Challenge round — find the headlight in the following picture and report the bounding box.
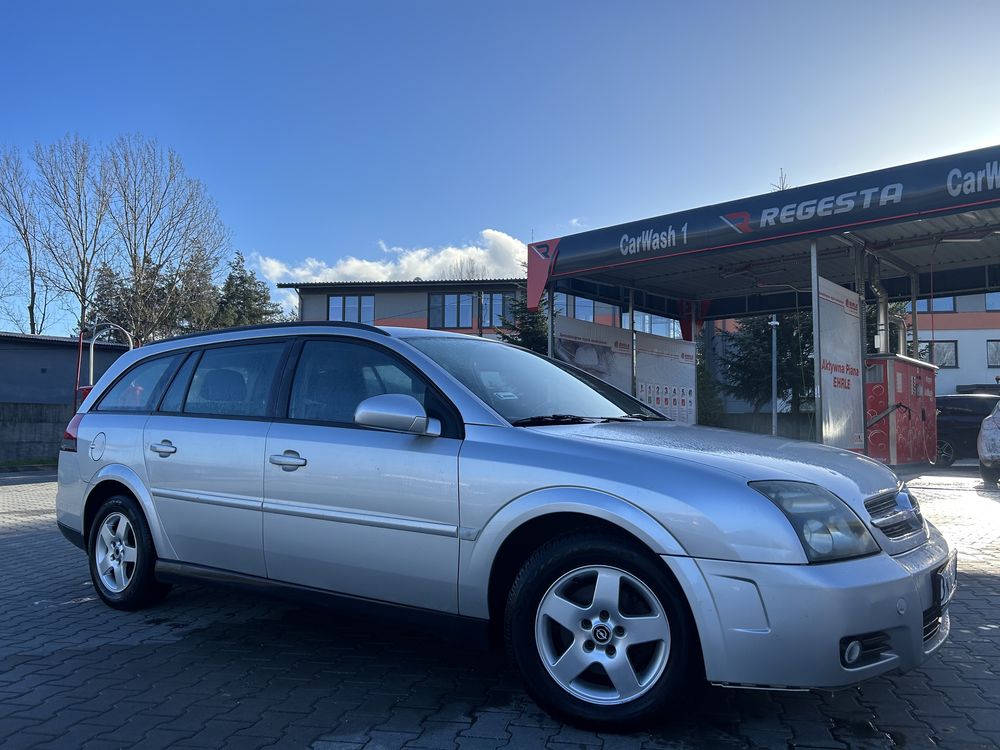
[749,481,880,563]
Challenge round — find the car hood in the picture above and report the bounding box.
[546,420,900,503]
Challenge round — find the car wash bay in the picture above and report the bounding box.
[527,144,1000,464]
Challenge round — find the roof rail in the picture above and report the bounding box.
[156,320,388,344]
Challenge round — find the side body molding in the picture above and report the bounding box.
[85,463,179,561]
[457,486,687,619]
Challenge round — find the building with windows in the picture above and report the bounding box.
[913,292,1000,394]
[280,278,685,340]
[281,279,524,336]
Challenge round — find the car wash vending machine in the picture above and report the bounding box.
[864,354,937,466]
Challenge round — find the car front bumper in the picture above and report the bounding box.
[665,523,953,690]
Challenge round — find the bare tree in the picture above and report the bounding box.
[101,134,228,341]
[33,134,112,331]
[771,168,791,192]
[446,256,487,280]
[0,147,53,332]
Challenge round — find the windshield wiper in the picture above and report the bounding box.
[510,414,598,427]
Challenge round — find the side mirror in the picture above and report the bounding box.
[354,393,441,437]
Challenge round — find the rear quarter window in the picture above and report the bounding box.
[96,355,179,412]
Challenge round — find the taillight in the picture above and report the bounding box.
[61,413,84,452]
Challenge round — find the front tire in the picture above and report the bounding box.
[980,462,1000,486]
[88,494,171,610]
[504,532,696,730]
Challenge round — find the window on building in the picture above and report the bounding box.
[428,293,474,329]
[623,311,678,338]
[553,294,617,326]
[907,297,955,313]
[986,292,1000,312]
[918,340,958,368]
[551,292,565,317]
[573,297,594,322]
[988,340,1000,368]
[329,295,375,324]
[482,292,515,328]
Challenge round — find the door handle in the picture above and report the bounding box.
[149,441,177,456]
[269,451,307,470]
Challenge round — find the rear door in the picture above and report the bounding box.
[262,337,462,612]
[143,339,289,577]
[78,353,184,484]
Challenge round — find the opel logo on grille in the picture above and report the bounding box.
[895,490,923,525]
[592,624,612,644]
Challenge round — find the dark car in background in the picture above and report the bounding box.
[936,394,1000,467]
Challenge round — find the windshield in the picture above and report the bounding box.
[404,336,664,424]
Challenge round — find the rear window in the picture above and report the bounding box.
[96,355,179,412]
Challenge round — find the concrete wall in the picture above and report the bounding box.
[300,292,328,321]
[375,292,428,327]
[0,402,74,466]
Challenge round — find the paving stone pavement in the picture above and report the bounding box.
[0,467,998,749]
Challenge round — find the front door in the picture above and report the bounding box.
[263,337,462,612]
[144,340,289,577]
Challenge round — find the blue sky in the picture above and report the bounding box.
[3,1,1000,317]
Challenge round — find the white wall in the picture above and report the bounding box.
[922,328,1000,394]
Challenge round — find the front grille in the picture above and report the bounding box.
[865,492,898,517]
[923,604,942,642]
[865,489,924,540]
[879,520,915,538]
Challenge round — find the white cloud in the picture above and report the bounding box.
[569,217,588,229]
[254,229,527,312]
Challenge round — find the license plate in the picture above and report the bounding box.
[934,552,958,608]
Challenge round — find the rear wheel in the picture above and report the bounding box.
[88,495,171,610]
[980,462,1000,486]
[504,532,696,730]
[936,439,956,467]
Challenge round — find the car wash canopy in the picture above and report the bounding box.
[527,144,1000,320]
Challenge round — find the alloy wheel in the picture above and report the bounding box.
[94,512,138,593]
[534,565,671,705]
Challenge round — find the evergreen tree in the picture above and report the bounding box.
[213,251,282,328]
[497,291,548,354]
[719,311,814,414]
[695,346,726,426]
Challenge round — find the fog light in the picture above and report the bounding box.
[843,639,862,665]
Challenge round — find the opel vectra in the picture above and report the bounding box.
[56,322,956,728]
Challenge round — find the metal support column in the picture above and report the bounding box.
[811,240,823,443]
[629,289,637,396]
[909,271,920,358]
[546,287,554,358]
[769,315,778,436]
[855,244,868,452]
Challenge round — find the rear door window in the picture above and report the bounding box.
[184,342,287,418]
[96,355,180,412]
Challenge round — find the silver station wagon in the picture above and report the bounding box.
[56,322,956,729]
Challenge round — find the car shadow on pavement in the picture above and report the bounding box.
[48,571,987,750]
